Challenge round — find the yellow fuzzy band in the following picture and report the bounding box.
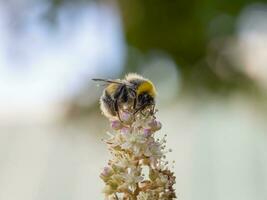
[137,81,156,97]
[106,83,119,94]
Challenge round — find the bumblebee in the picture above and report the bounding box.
[93,73,157,121]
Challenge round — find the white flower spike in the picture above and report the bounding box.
[98,78,176,200]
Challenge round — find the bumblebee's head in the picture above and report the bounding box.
[136,80,156,108]
[125,73,157,110]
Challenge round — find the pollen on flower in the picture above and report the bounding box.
[99,104,176,199]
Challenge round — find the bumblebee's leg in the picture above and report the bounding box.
[133,103,149,115]
[140,105,148,116]
[133,97,137,110]
[137,102,146,116]
[112,85,125,122]
[141,110,146,116]
[114,98,123,122]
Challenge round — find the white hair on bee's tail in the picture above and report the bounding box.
[99,97,116,119]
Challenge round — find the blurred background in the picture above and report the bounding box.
[0,0,267,199]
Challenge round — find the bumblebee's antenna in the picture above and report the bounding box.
[92,78,132,87]
[92,78,122,84]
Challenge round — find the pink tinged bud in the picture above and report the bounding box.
[143,128,152,137]
[155,121,162,130]
[102,167,111,176]
[148,119,156,127]
[110,120,122,130]
[121,127,130,134]
[149,119,162,131]
[120,111,132,123]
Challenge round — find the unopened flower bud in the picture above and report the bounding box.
[100,166,113,182]
[102,166,112,176]
[121,127,130,134]
[120,111,133,124]
[149,119,162,131]
[155,121,162,130]
[143,128,152,137]
[110,120,122,130]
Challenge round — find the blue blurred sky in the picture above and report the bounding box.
[0,1,125,120]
